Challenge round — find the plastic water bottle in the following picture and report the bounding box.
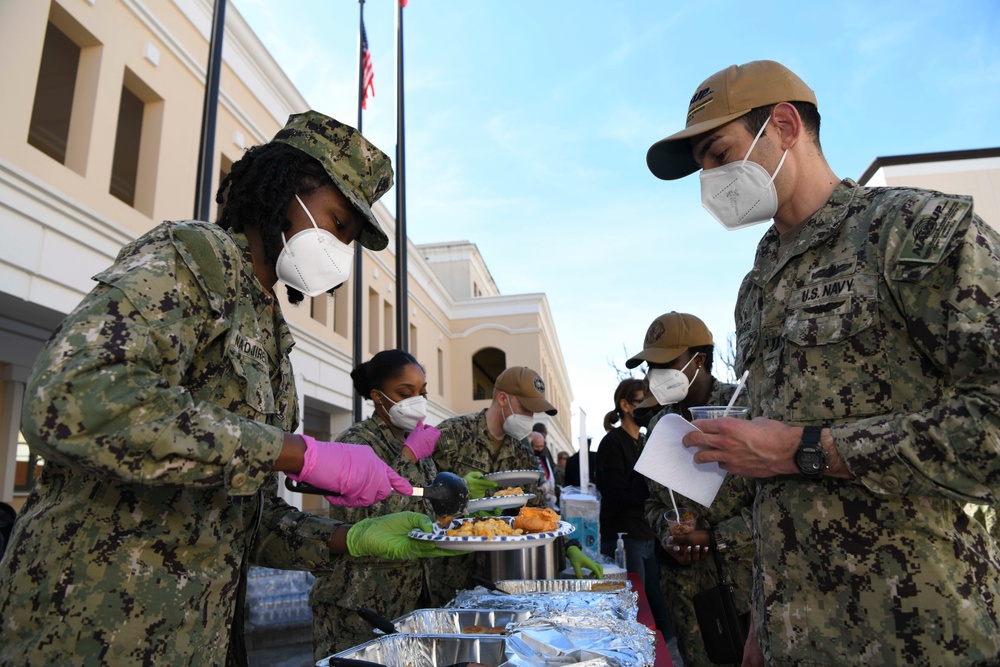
[615,532,627,569]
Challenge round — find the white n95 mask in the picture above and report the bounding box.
[380,392,427,432]
[646,356,700,405]
[700,117,787,230]
[501,401,534,441]
[275,194,354,297]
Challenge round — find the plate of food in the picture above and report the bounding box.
[466,493,535,513]
[482,469,545,487]
[409,508,573,552]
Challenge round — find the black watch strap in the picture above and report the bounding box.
[795,425,828,479]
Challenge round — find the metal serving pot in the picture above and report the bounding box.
[485,538,565,581]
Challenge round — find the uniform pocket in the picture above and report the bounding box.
[782,294,892,422]
[226,339,276,417]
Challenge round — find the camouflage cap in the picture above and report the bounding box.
[494,366,557,415]
[646,60,817,181]
[626,312,713,369]
[272,111,392,250]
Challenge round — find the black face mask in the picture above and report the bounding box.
[633,405,656,430]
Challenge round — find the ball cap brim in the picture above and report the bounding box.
[646,60,817,181]
[272,111,393,251]
[494,366,557,416]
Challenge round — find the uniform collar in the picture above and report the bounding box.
[748,179,861,285]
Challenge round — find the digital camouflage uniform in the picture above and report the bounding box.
[645,377,755,667]
[735,180,1000,665]
[427,409,543,605]
[0,222,344,666]
[310,415,437,658]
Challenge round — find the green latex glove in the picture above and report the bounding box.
[567,545,604,579]
[471,507,504,518]
[463,471,498,499]
[346,512,467,559]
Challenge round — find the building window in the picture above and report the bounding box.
[14,432,43,493]
[437,347,444,396]
[109,68,163,214]
[471,347,506,401]
[27,22,80,164]
[368,288,379,353]
[473,282,482,297]
[383,301,394,349]
[310,293,328,325]
[333,279,349,337]
[409,323,418,356]
[109,86,143,206]
[216,153,233,219]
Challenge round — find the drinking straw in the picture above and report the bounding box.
[668,486,680,522]
[723,370,750,417]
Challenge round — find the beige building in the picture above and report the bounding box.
[0,0,573,510]
[859,147,1000,230]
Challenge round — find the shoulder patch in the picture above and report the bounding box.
[898,195,972,265]
[171,222,239,314]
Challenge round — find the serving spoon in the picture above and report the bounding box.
[285,471,470,520]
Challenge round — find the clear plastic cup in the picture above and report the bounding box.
[688,405,750,420]
[664,507,698,537]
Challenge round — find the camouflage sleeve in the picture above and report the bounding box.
[432,418,463,474]
[832,198,1000,504]
[20,246,282,494]
[712,480,755,554]
[252,475,344,570]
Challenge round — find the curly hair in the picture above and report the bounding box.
[215,142,335,305]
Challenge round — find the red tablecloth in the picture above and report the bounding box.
[628,572,673,667]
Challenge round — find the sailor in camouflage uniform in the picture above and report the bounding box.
[631,313,754,667]
[428,366,554,604]
[310,350,442,658]
[647,61,1000,665]
[0,112,447,666]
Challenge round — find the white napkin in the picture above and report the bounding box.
[634,413,727,507]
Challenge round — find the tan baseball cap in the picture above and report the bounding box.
[494,366,557,415]
[646,60,817,181]
[626,312,713,369]
[272,111,392,250]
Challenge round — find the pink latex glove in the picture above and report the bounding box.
[402,421,440,461]
[287,435,413,506]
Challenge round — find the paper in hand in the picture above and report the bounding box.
[635,413,727,507]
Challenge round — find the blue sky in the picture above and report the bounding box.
[235,0,1000,445]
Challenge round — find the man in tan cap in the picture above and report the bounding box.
[430,366,568,600]
[627,312,754,667]
[647,61,1000,665]
[0,110,456,666]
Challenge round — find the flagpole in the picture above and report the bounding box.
[394,0,409,352]
[352,0,366,423]
[193,0,227,220]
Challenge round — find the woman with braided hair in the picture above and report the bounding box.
[0,111,455,666]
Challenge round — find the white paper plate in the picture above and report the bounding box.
[409,517,574,552]
[482,469,545,486]
[466,494,535,513]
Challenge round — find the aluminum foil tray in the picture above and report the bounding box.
[382,608,533,635]
[318,634,506,667]
[447,585,638,621]
[494,579,631,594]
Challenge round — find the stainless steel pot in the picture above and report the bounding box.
[485,539,565,581]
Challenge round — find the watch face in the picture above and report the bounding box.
[798,449,824,473]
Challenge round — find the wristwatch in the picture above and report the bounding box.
[794,425,828,479]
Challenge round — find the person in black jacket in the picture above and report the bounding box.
[596,378,673,638]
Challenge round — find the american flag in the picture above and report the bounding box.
[361,21,374,110]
